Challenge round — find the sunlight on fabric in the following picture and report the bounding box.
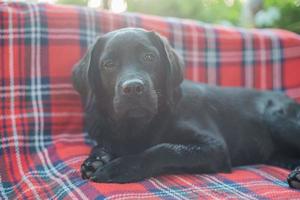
[34,0,127,12]
[37,0,57,4]
[110,0,127,13]
[88,0,102,8]
[38,0,57,3]
[87,0,127,12]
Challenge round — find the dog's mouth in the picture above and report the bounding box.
[113,100,157,121]
[113,88,159,121]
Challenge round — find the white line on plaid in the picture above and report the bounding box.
[240,30,254,88]
[106,192,175,200]
[17,171,84,200]
[28,3,80,199]
[0,83,73,91]
[52,178,85,200]
[15,173,77,200]
[0,90,77,98]
[1,33,300,63]
[200,175,259,200]
[85,4,92,46]
[0,112,83,120]
[125,10,137,27]
[182,47,300,62]
[0,27,98,34]
[174,175,219,200]
[168,18,184,62]
[0,33,97,40]
[1,26,299,42]
[3,156,84,193]
[258,32,268,90]
[6,4,42,200]
[269,31,283,90]
[204,23,218,85]
[105,179,290,200]
[51,7,92,200]
[247,168,287,187]
[0,137,88,149]
[149,177,188,200]
[1,133,88,143]
[190,25,200,82]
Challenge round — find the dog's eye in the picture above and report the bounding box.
[102,60,115,70]
[143,53,155,62]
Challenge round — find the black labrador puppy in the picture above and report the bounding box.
[72,28,300,189]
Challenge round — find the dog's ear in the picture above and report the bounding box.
[148,31,184,107]
[148,31,184,90]
[72,36,105,101]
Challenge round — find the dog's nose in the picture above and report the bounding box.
[121,79,145,96]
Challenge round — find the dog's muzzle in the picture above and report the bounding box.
[113,75,158,120]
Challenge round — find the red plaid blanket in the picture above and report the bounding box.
[1,2,300,199]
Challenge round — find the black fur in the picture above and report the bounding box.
[72,28,300,188]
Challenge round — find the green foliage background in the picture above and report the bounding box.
[263,0,300,33]
[56,0,300,33]
[58,0,88,6]
[127,0,242,25]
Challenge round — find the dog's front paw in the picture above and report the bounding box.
[81,150,112,179]
[90,155,146,183]
[287,167,300,189]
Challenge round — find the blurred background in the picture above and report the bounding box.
[18,0,300,33]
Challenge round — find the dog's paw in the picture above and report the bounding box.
[81,151,112,180]
[90,155,146,183]
[287,167,300,189]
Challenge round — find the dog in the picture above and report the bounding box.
[72,28,300,189]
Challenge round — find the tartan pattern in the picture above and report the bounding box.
[1,2,300,199]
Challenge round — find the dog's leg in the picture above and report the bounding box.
[81,145,113,179]
[265,100,300,189]
[265,101,300,154]
[89,136,232,183]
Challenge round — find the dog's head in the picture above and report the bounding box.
[72,28,183,124]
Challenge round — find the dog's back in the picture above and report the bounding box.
[177,80,300,166]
